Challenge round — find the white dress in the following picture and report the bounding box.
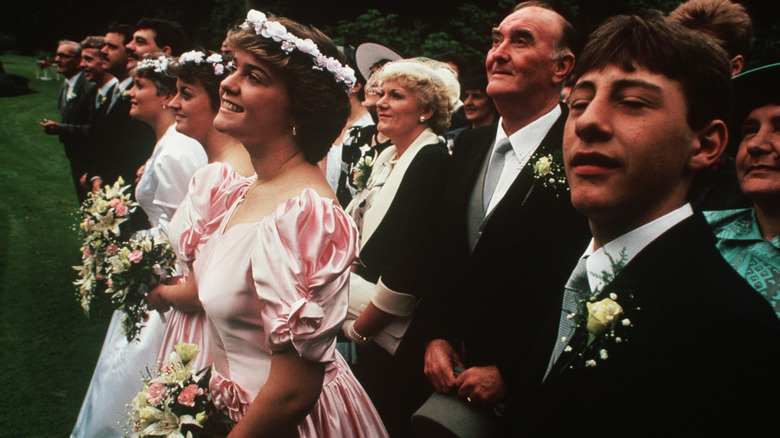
[71,124,206,438]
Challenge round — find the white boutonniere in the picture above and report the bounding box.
[120,90,131,101]
[530,150,568,197]
[352,151,377,191]
[67,90,78,101]
[562,250,639,370]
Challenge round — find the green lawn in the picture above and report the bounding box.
[0,55,112,436]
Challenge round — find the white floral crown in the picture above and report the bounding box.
[178,50,228,76]
[239,10,356,89]
[136,54,171,74]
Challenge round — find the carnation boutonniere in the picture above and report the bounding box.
[67,90,78,101]
[98,94,108,106]
[352,151,377,191]
[562,249,640,370]
[530,149,568,197]
[120,90,131,101]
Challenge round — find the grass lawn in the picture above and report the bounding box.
[0,54,113,436]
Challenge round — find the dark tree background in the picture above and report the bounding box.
[1,0,777,69]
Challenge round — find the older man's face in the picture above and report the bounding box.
[737,104,780,202]
[55,43,81,77]
[486,7,563,103]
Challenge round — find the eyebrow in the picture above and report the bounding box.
[572,78,663,96]
[135,36,147,44]
[491,28,535,43]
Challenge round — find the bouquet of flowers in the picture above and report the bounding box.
[73,177,138,315]
[106,236,177,342]
[127,343,213,438]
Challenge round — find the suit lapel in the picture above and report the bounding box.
[475,104,569,246]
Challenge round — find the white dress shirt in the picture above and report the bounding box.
[581,204,694,293]
[485,104,562,214]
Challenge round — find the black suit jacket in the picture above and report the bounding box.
[58,72,96,170]
[417,104,591,392]
[515,214,780,436]
[85,87,155,187]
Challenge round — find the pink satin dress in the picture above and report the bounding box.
[156,163,251,370]
[194,187,388,437]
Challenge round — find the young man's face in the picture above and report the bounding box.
[79,48,104,82]
[126,28,161,70]
[564,65,699,240]
[101,32,129,76]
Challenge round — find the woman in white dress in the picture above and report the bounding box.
[71,54,207,438]
[145,51,254,370]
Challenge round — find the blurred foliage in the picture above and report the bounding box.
[1,0,777,68]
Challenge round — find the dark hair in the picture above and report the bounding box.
[668,0,754,59]
[169,51,223,111]
[513,1,578,61]
[435,52,467,75]
[106,23,135,46]
[573,13,733,130]
[225,16,351,164]
[133,54,177,96]
[136,18,189,56]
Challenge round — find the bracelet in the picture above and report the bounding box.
[349,323,373,345]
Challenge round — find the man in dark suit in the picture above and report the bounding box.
[40,39,96,203]
[419,1,590,415]
[83,23,155,193]
[514,14,780,435]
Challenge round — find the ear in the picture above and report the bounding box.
[552,53,575,86]
[160,45,172,55]
[421,106,435,121]
[730,55,744,77]
[688,119,728,171]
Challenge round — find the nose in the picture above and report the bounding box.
[743,126,775,156]
[375,93,389,110]
[168,93,182,110]
[220,71,239,96]
[488,40,510,66]
[573,97,613,143]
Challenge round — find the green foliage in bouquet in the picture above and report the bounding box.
[73,177,138,315]
[107,236,177,342]
[127,343,214,438]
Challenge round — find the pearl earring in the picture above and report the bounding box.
[292,126,297,136]
[419,116,426,123]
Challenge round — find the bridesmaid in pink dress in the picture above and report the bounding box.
[146,51,254,371]
[166,12,387,437]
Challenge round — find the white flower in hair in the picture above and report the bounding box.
[262,21,288,42]
[213,64,224,75]
[297,39,319,56]
[206,53,223,64]
[239,9,356,89]
[179,51,205,64]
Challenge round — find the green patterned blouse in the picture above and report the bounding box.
[705,209,780,318]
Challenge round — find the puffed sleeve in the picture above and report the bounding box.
[169,162,254,266]
[250,189,359,363]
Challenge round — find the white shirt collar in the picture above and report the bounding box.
[494,104,562,160]
[64,71,82,95]
[582,204,693,292]
[118,77,133,92]
[98,77,119,96]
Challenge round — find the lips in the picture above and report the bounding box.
[569,152,621,175]
[221,99,244,113]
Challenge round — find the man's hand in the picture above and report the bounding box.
[424,339,464,393]
[79,173,89,189]
[40,120,61,135]
[456,365,507,405]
